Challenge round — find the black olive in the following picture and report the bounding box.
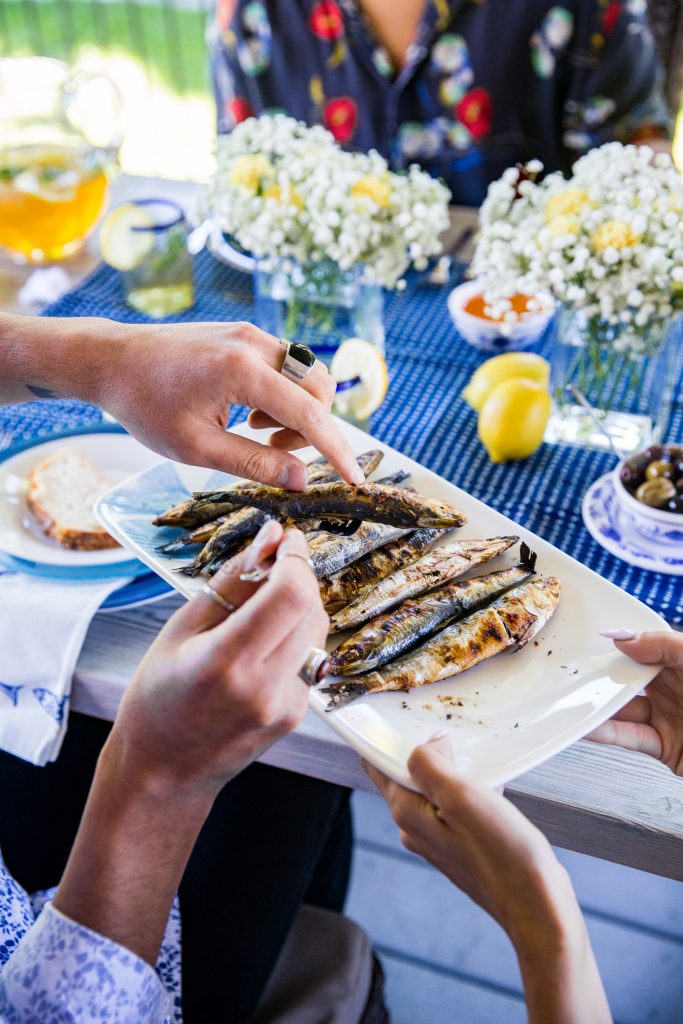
[675,477,683,494]
[645,459,674,480]
[619,464,641,488]
[635,478,677,508]
[665,496,683,514]
[644,444,666,462]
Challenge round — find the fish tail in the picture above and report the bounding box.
[320,681,370,710]
[175,562,201,577]
[519,543,537,573]
[157,536,193,554]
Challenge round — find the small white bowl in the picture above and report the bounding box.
[447,279,554,352]
[612,460,683,546]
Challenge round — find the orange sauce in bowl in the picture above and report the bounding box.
[464,293,535,322]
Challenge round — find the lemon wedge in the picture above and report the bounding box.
[478,378,551,464]
[331,338,389,421]
[99,202,156,271]
[463,352,550,412]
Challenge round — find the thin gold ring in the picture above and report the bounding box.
[279,550,316,571]
[201,582,238,614]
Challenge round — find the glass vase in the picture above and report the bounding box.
[545,306,679,455]
[253,258,384,365]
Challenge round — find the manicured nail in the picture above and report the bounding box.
[599,629,638,641]
[428,729,448,742]
[278,462,307,490]
[253,519,280,548]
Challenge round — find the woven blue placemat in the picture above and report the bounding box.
[2,249,681,623]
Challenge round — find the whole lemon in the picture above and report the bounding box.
[478,378,551,464]
[462,352,550,412]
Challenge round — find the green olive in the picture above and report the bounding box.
[635,478,677,508]
[645,459,674,480]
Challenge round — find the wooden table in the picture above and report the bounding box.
[3,176,682,882]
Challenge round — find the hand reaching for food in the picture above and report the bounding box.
[590,630,683,775]
[0,313,363,487]
[365,735,611,1024]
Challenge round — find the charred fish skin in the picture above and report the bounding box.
[325,555,537,677]
[322,577,560,708]
[328,535,518,632]
[319,528,445,612]
[177,507,271,577]
[154,449,384,530]
[190,481,467,531]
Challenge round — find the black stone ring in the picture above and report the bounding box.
[280,339,317,383]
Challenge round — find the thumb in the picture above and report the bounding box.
[193,428,309,490]
[408,731,460,806]
[602,630,683,669]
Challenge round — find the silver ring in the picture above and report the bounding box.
[299,646,329,686]
[201,582,237,613]
[280,339,317,383]
[279,550,315,571]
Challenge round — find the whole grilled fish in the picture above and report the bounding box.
[329,535,518,632]
[322,576,561,707]
[177,506,272,576]
[155,449,384,529]
[191,482,467,531]
[158,517,227,555]
[325,548,537,676]
[319,529,445,612]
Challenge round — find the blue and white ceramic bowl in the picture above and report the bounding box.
[613,464,683,546]
[447,279,554,352]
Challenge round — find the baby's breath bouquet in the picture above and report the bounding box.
[197,113,450,290]
[471,143,683,451]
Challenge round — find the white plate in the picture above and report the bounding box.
[0,430,162,577]
[582,472,683,575]
[96,419,668,788]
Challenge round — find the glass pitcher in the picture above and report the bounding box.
[0,57,122,263]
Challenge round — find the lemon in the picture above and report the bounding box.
[330,338,389,421]
[99,202,156,271]
[462,352,550,412]
[478,378,551,464]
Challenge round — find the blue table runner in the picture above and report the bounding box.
[3,249,681,623]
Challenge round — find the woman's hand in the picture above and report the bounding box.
[364,736,611,1024]
[115,520,329,798]
[590,630,683,775]
[0,313,363,487]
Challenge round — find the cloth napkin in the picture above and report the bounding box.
[0,573,130,766]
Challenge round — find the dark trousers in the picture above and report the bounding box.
[0,712,353,1023]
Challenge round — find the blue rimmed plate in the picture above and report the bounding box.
[582,472,683,576]
[0,425,161,581]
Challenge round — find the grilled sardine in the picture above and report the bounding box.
[320,529,445,612]
[329,535,518,632]
[191,481,467,531]
[325,548,537,676]
[322,576,561,706]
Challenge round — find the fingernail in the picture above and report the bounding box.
[599,629,638,641]
[428,729,448,742]
[351,463,365,485]
[253,519,280,550]
[278,462,307,490]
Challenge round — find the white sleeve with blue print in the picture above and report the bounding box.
[0,854,173,1024]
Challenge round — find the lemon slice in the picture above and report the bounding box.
[99,203,156,271]
[331,338,389,420]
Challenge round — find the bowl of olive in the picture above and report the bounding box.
[614,444,683,545]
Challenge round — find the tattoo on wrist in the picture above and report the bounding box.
[26,384,61,400]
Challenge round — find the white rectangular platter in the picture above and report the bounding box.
[96,419,668,789]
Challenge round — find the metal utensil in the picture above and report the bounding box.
[566,385,625,460]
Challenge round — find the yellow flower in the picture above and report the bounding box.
[350,174,392,208]
[546,214,580,239]
[229,154,274,194]
[263,183,304,209]
[544,187,589,223]
[592,220,642,251]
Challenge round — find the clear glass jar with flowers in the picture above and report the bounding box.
[471,143,683,454]
[195,114,451,363]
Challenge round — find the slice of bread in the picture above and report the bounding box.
[27,448,120,551]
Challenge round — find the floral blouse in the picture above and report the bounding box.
[209,0,671,206]
[0,853,182,1024]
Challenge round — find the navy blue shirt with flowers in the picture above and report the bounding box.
[209,0,670,206]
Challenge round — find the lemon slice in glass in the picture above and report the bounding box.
[331,338,389,421]
[99,202,156,271]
